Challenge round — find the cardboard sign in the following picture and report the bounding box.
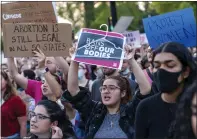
[1,2,57,24]
[123,30,141,48]
[143,8,196,48]
[140,33,149,45]
[3,23,72,57]
[113,16,134,33]
[73,28,125,69]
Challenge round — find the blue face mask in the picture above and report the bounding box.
[121,68,130,75]
[78,69,84,80]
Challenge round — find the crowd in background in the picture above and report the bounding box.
[1,41,197,139]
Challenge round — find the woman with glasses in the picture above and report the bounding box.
[61,45,151,139]
[27,100,76,139]
[1,70,27,138]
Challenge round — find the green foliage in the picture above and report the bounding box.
[90,2,110,30]
[84,2,95,28]
[57,2,84,34]
[149,2,196,18]
[88,2,157,33]
[116,2,146,32]
[57,1,196,34]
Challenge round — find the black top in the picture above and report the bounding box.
[135,93,177,139]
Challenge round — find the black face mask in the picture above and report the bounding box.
[153,69,183,93]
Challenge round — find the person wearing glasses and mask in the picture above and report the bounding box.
[61,45,151,139]
[27,100,76,139]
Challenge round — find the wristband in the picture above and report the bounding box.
[40,67,49,75]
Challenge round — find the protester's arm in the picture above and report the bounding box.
[18,116,27,138]
[33,48,62,99]
[62,87,97,124]
[130,58,151,95]
[125,46,151,95]
[67,60,80,96]
[124,46,152,124]
[7,57,28,89]
[44,71,62,98]
[62,47,96,123]
[54,57,69,77]
[67,47,80,96]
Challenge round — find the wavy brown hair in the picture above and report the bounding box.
[1,70,16,101]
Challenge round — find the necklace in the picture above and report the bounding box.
[107,113,119,128]
[110,121,114,128]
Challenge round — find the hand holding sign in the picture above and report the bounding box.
[32,47,46,69]
[3,23,72,57]
[16,57,24,68]
[73,26,125,69]
[69,45,77,59]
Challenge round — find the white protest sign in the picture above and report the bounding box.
[140,33,149,45]
[123,30,141,48]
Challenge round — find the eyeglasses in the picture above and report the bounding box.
[28,111,50,121]
[99,85,120,93]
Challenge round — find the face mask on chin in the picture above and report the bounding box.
[153,68,184,94]
[120,68,130,75]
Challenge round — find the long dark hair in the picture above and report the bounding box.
[168,76,197,139]
[103,75,132,104]
[1,70,16,101]
[28,100,76,139]
[23,69,36,80]
[152,42,197,98]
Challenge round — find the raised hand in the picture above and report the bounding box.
[124,44,136,60]
[32,47,46,69]
[69,45,77,58]
[16,57,24,68]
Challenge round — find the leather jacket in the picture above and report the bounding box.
[62,87,150,139]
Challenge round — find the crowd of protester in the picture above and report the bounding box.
[1,38,197,139]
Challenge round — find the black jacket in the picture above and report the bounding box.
[62,87,150,139]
